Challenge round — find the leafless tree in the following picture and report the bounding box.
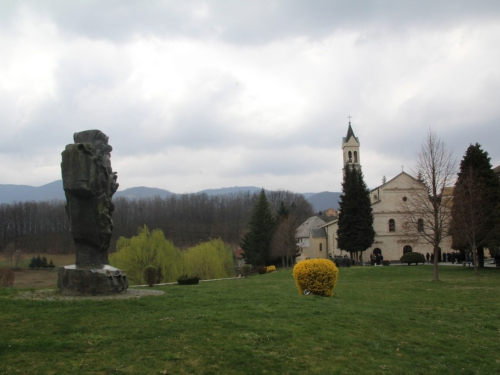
[402,130,456,281]
[270,215,299,268]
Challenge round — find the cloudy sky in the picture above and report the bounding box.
[1,1,500,194]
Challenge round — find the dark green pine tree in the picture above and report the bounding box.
[337,165,375,263]
[276,200,290,220]
[240,189,276,266]
[450,143,500,268]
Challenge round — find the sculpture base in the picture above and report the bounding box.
[58,265,128,296]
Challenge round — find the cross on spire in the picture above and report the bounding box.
[347,114,353,125]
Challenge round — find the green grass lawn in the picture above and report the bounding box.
[1,265,499,374]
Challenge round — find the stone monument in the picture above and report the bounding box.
[58,130,128,295]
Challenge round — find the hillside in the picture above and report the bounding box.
[0,181,341,210]
[306,191,341,212]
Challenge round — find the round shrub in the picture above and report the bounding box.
[293,259,339,297]
[240,265,252,277]
[266,265,276,273]
[400,252,426,265]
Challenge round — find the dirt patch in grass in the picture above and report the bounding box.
[12,269,59,289]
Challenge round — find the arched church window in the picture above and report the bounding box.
[389,219,395,232]
[353,151,358,163]
[348,151,352,163]
[403,245,412,254]
[417,219,424,232]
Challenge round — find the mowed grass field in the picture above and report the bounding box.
[1,265,499,374]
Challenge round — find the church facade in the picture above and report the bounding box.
[315,124,453,262]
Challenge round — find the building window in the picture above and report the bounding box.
[402,196,408,202]
[353,151,358,163]
[417,219,424,232]
[319,243,323,252]
[348,151,352,163]
[389,219,395,232]
[403,245,412,254]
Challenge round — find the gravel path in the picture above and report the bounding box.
[13,288,164,301]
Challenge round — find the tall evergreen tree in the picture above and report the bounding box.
[337,165,375,263]
[450,143,500,270]
[240,189,276,266]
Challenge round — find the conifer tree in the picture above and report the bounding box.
[450,143,500,270]
[337,165,375,263]
[240,189,276,266]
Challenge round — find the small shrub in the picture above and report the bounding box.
[0,268,15,287]
[143,265,157,287]
[266,265,277,273]
[177,275,200,285]
[257,266,267,275]
[293,259,339,297]
[382,260,390,266]
[332,256,351,267]
[28,256,36,269]
[400,252,426,265]
[241,265,252,277]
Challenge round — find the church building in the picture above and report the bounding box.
[301,122,453,262]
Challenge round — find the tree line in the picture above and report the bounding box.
[0,190,314,254]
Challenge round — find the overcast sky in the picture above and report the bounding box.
[1,1,500,194]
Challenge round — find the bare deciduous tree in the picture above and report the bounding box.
[270,215,299,268]
[402,131,456,281]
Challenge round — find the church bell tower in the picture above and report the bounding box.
[342,119,360,174]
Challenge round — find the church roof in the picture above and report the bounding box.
[343,123,359,143]
[295,216,326,238]
[370,171,421,192]
[311,228,327,238]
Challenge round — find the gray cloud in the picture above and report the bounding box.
[1,1,500,193]
[4,1,500,44]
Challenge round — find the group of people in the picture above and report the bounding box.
[369,253,384,266]
[425,251,469,264]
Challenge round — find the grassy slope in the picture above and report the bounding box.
[1,266,499,374]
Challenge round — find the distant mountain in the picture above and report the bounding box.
[301,192,317,199]
[114,186,174,199]
[306,191,342,213]
[0,180,65,204]
[199,186,264,196]
[0,181,341,212]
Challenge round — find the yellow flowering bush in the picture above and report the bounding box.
[293,259,339,297]
[266,265,277,273]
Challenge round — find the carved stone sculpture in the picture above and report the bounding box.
[58,130,128,295]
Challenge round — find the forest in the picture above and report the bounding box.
[0,190,313,255]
